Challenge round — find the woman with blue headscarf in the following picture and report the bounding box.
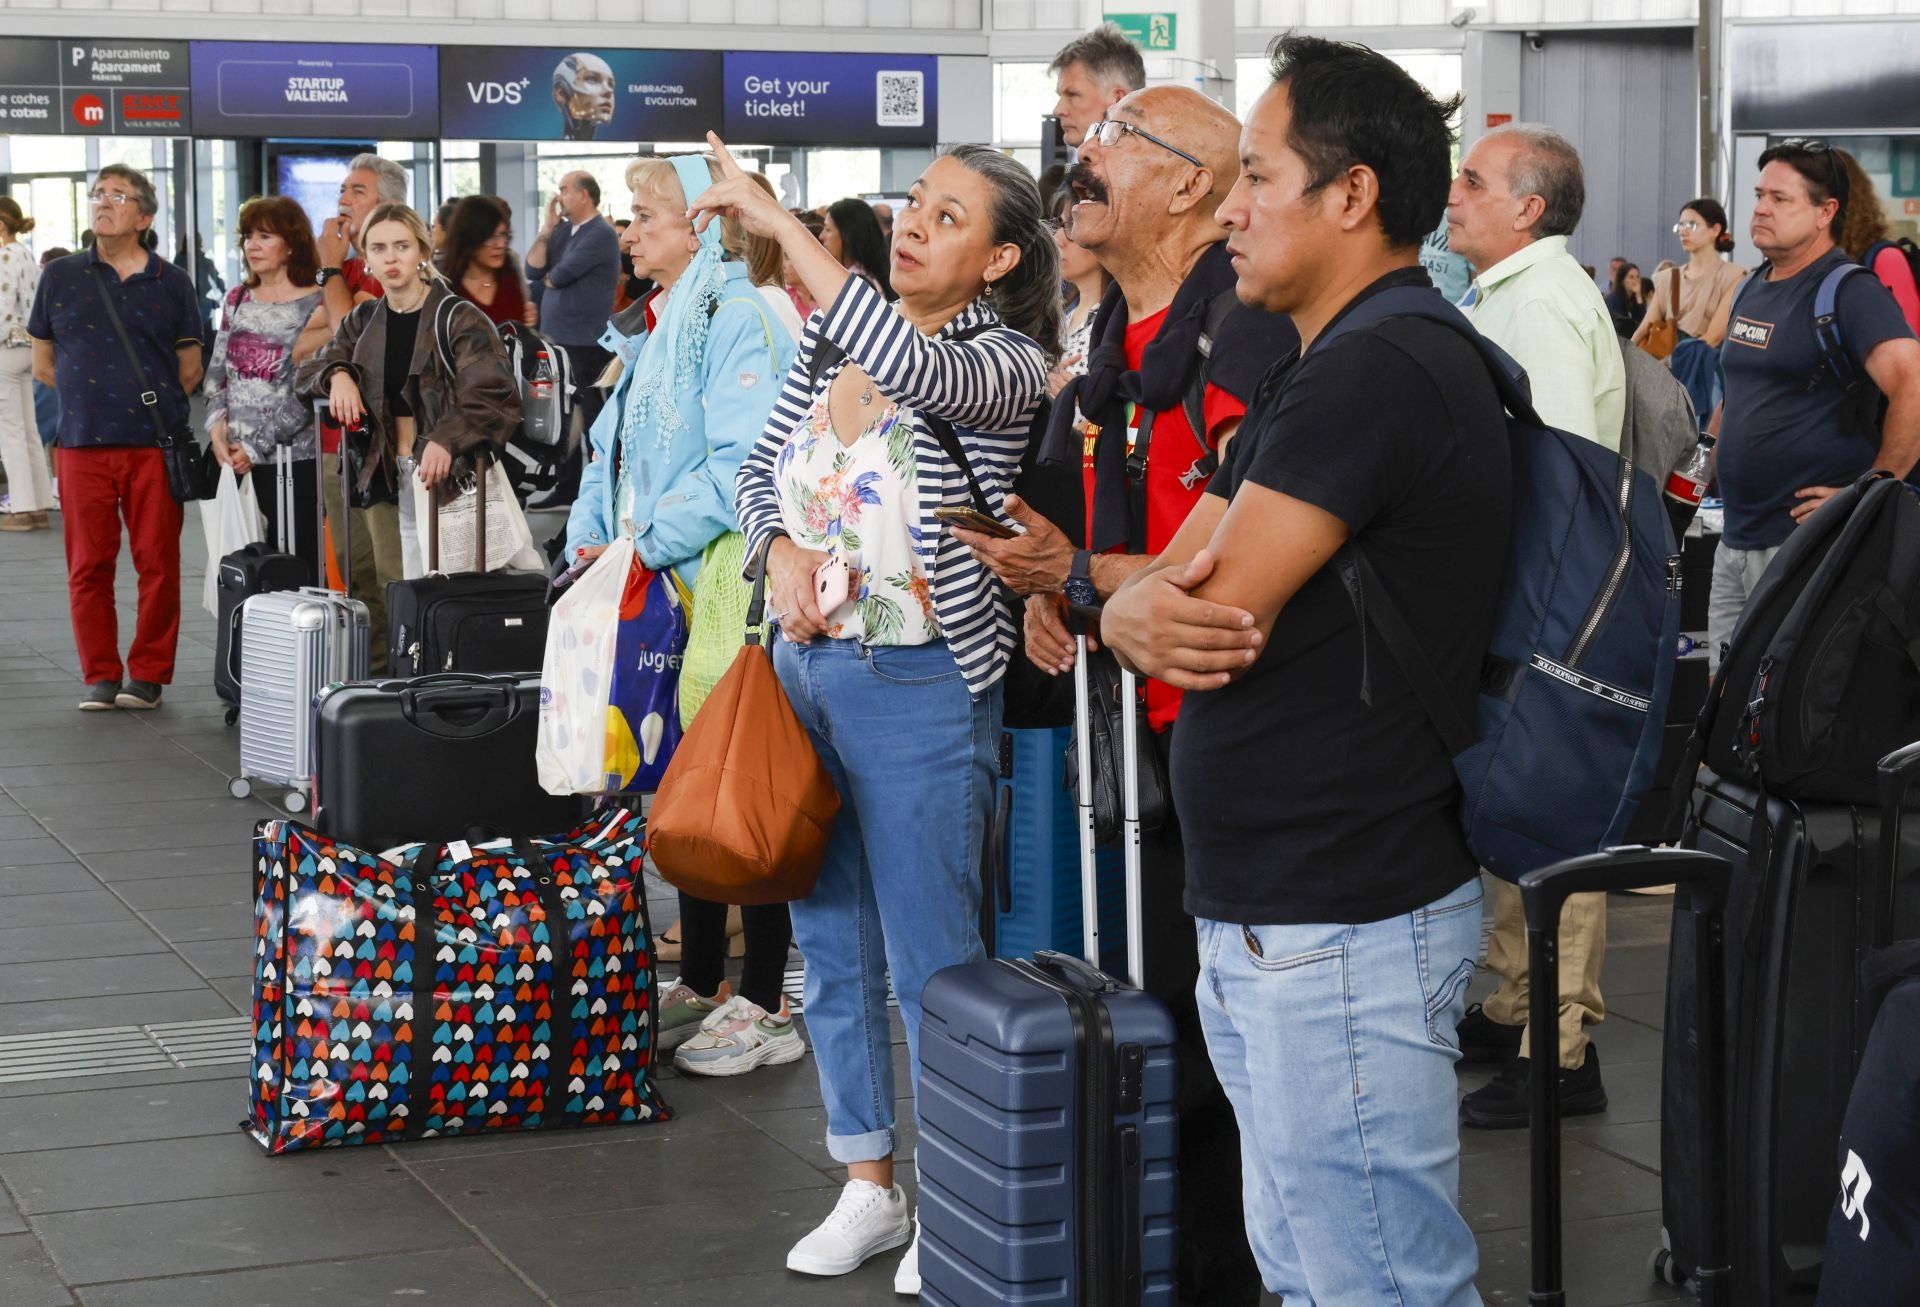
[565,153,802,1078]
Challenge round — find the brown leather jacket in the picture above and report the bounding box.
[295,280,519,480]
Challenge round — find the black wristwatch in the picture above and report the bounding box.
[316,267,344,286]
[1064,549,1097,608]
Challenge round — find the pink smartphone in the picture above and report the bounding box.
[814,555,851,613]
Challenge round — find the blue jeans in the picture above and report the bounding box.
[1196,877,1485,1306]
[774,636,1000,1164]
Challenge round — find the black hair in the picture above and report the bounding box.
[1680,196,1735,254]
[941,144,1063,361]
[1265,33,1462,250]
[574,173,602,207]
[827,197,895,300]
[441,195,521,289]
[1757,143,1848,227]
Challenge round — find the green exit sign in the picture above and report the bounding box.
[1109,12,1178,51]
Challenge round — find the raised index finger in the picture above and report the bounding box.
[705,132,746,178]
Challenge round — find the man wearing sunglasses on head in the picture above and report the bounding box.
[951,83,1295,1307]
[1709,139,1920,667]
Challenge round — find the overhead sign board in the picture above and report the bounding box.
[439,47,723,142]
[0,39,191,135]
[1107,13,1178,52]
[189,41,439,138]
[721,52,937,147]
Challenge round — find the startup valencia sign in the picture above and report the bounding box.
[188,42,439,138]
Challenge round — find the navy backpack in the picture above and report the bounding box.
[1326,287,1681,881]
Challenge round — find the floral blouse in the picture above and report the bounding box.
[204,286,323,461]
[0,242,36,347]
[775,388,939,646]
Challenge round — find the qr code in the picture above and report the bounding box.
[876,70,924,128]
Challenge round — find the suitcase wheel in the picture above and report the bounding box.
[223,706,239,727]
[282,790,307,815]
[228,777,252,800]
[1649,1246,1688,1288]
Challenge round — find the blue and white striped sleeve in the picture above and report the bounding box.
[815,277,1048,434]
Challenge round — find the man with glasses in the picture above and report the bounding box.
[1710,140,1920,664]
[26,165,202,712]
[954,83,1294,1307]
[525,171,618,509]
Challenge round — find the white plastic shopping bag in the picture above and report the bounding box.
[199,468,264,616]
[537,539,635,795]
[413,458,543,574]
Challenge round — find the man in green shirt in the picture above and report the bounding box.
[1452,124,1626,452]
[1445,122,1620,1127]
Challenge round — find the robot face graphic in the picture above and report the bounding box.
[555,53,616,135]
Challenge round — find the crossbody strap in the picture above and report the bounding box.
[86,264,173,446]
[1335,544,1476,755]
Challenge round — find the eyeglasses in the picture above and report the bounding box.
[1672,220,1701,234]
[483,231,514,244]
[1774,137,1850,212]
[1087,118,1205,169]
[88,190,134,207]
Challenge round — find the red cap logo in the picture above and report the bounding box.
[71,95,107,128]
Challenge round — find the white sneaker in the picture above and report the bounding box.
[673,993,806,1077]
[655,977,728,1053]
[894,1219,921,1296]
[787,1179,912,1276]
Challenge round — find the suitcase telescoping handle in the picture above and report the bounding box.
[426,446,493,576]
[1520,847,1732,1307]
[313,400,351,598]
[1069,622,1146,989]
[1870,740,1920,1019]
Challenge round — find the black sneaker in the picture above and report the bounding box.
[1456,1002,1525,1065]
[1460,1043,1607,1130]
[114,680,163,710]
[79,681,120,711]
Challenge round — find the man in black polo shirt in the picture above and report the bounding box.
[1709,141,1920,666]
[28,165,202,713]
[1103,36,1510,1303]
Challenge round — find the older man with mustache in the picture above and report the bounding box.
[953,83,1295,1307]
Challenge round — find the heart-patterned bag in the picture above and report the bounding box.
[245,807,670,1154]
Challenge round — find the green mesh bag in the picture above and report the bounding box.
[678,531,756,725]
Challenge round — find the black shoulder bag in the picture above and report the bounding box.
[87,264,216,503]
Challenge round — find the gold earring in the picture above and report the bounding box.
[418,261,432,284]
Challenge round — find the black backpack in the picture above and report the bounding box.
[1681,471,1920,813]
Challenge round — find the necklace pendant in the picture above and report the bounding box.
[858,387,873,406]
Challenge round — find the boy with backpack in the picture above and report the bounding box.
[1710,140,1920,667]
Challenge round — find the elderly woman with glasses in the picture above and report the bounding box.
[443,196,537,328]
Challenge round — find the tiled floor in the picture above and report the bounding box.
[0,504,1686,1305]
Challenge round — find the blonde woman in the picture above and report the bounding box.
[564,156,801,1077]
[295,204,519,581]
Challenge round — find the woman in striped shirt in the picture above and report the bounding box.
[694,133,1057,1293]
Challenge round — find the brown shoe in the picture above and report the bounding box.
[0,512,43,532]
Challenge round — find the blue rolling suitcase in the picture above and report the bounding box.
[919,638,1179,1305]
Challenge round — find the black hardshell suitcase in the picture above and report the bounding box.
[215,433,316,724]
[1524,846,1734,1307]
[1662,767,1920,1301]
[918,641,1179,1306]
[311,672,588,851]
[386,450,549,676]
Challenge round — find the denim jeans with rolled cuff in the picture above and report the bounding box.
[773,635,1000,1164]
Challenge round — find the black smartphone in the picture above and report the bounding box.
[934,506,1017,539]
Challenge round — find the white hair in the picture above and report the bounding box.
[346,154,409,206]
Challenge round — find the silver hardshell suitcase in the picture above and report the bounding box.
[230,588,369,810]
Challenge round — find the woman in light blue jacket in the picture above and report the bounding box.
[563,154,803,1079]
